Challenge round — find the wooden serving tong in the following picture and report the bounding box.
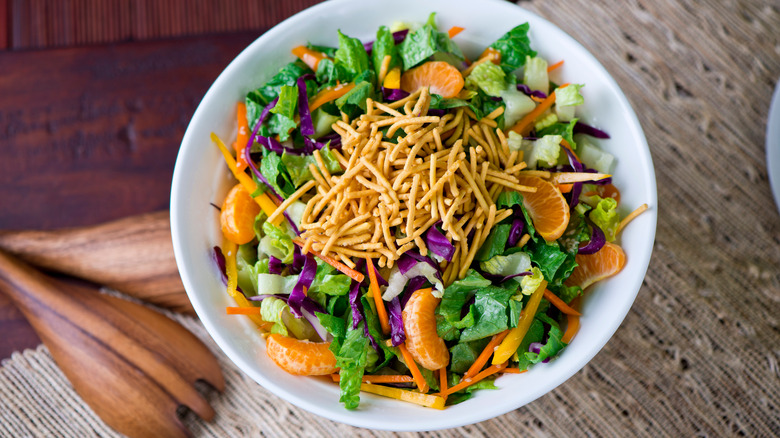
[0,211,225,437]
[0,211,193,314]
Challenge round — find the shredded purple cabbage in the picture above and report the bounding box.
[268,256,283,275]
[427,108,446,117]
[363,29,409,54]
[296,75,315,136]
[246,96,279,152]
[517,83,547,99]
[573,121,610,139]
[578,220,606,254]
[382,87,410,101]
[248,293,289,302]
[401,276,427,308]
[287,252,317,317]
[507,218,524,247]
[348,279,364,330]
[317,131,342,150]
[425,225,455,262]
[388,297,406,346]
[561,144,584,209]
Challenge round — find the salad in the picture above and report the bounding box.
[211,13,648,410]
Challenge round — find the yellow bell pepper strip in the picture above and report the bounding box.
[360,383,445,409]
[492,280,548,365]
[222,240,266,327]
[383,67,401,89]
[211,132,281,226]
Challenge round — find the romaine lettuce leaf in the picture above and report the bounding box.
[372,25,402,79]
[489,23,536,73]
[259,149,295,197]
[459,285,515,342]
[260,221,295,264]
[335,81,374,119]
[465,61,506,97]
[588,196,620,241]
[334,30,370,80]
[335,323,371,409]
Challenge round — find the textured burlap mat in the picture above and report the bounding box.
[2,0,779,436]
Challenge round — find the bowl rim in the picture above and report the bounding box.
[170,0,658,430]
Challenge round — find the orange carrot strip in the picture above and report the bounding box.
[309,83,355,113]
[441,361,508,397]
[211,133,282,225]
[562,297,581,344]
[366,257,391,335]
[226,306,261,315]
[291,45,328,71]
[463,329,510,380]
[547,60,564,72]
[233,102,249,172]
[557,183,574,193]
[447,26,465,39]
[330,374,414,383]
[439,367,448,402]
[508,84,570,136]
[398,343,429,393]
[501,368,527,374]
[293,239,365,283]
[543,289,581,316]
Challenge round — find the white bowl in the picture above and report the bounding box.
[170,0,657,431]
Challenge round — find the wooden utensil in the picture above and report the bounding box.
[0,211,193,314]
[0,250,225,438]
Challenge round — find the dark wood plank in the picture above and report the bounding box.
[0,32,260,358]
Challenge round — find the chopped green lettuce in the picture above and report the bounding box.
[531,135,563,168]
[334,30,370,80]
[465,62,506,96]
[372,25,402,79]
[335,324,371,409]
[399,15,463,69]
[281,145,342,187]
[475,223,512,262]
[555,84,584,122]
[523,56,549,95]
[588,196,620,241]
[499,87,535,127]
[489,23,536,73]
[335,81,374,119]
[259,221,295,263]
[259,149,295,197]
[518,267,544,297]
[576,134,615,173]
[312,108,340,138]
[480,251,532,278]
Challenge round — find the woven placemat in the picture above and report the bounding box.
[2,0,780,436]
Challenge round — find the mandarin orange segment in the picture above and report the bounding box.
[402,288,449,371]
[565,241,626,291]
[265,333,338,376]
[400,61,465,99]
[220,183,261,245]
[515,175,571,242]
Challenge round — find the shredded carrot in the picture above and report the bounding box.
[617,203,649,234]
[309,83,356,112]
[547,60,564,72]
[211,133,281,225]
[398,343,429,393]
[557,183,574,193]
[291,45,328,71]
[531,95,546,103]
[447,26,465,39]
[226,306,261,315]
[233,102,249,172]
[543,289,581,316]
[441,361,508,397]
[508,84,570,136]
[501,368,527,374]
[330,374,414,383]
[439,368,448,402]
[293,238,365,283]
[366,257,391,335]
[463,330,509,379]
[562,297,581,344]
